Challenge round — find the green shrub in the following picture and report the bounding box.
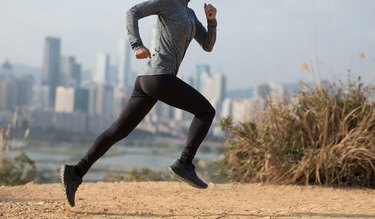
[0,152,36,186]
[217,78,375,187]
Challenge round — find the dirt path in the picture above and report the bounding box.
[1,182,375,218]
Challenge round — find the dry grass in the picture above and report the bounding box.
[218,78,375,187]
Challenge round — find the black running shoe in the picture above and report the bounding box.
[60,164,82,207]
[169,159,208,189]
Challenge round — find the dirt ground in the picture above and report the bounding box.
[1,181,375,219]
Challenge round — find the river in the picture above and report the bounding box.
[5,141,223,182]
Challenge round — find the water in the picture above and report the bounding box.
[6,143,221,182]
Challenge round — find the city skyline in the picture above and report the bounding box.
[0,55,231,139]
[1,0,375,89]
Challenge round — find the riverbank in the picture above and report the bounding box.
[5,139,222,183]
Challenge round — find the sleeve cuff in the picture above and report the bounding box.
[207,19,217,28]
[131,42,144,51]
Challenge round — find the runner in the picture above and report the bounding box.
[61,0,217,207]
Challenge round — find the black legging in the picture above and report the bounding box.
[76,74,215,177]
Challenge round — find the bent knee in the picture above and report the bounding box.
[198,104,215,121]
[207,105,216,119]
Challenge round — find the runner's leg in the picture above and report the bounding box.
[140,74,215,164]
[75,77,157,177]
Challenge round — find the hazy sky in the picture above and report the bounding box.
[1,0,375,89]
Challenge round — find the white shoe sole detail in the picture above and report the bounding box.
[60,165,74,207]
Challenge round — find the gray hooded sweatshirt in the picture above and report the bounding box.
[126,0,217,76]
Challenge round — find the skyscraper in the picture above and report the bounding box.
[255,83,271,99]
[0,75,33,111]
[232,99,252,123]
[80,82,97,115]
[60,56,82,87]
[95,53,110,84]
[221,98,232,118]
[55,86,75,113]
[16,75,33,107]
[1,60,12,76]
[211,73,226,106]
[31,85,50,110]
[269,82,285,99]
[42,37,61,108]
[0,77,18,111]
[195,64,210,92]
[113,86,129,116]
[73,88,89,113]
[201,72,226,113]
[55,87,89,113]
[96,84,114,117]
[117,39,132,89]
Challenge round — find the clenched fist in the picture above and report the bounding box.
[204,3,217,21]
[134,47,151,59]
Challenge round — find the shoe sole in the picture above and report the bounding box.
[168,167,207,189]
[60,165,74,207]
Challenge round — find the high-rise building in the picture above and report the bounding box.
[42,37,61,108]
[206,73,226,104]
[0,77,18,111]
[254,82,285,104]
[117,39,132,89]
[59,57,69,86]
[255,83,271,99]
[60,56,81,87]
[221,98,232,118]
[95,53,110,84]
[248,82,285,115]
[81,81,97,115]
[195,64,210,92]
[55,86,89,113]
[158,102,173,122]
[1,60,12,76]
[96,84,114,117]
[73,88,89,113]
[55,86,74,113]
[201,72,226,113]
[113,86,129,116]
[174,108,184,122]
[0,61,13,110]
[31,85,50,110]
[16,75,33,107]
[269,82,285,99]
[0,75,33,111]
[108,65,118,85]
[87,85,97,116]
[231,99,252,123]
[73,64,82,86]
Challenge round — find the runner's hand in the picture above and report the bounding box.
[204,3,217,21]
[134,47,151,59]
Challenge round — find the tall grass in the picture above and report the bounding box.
[218,78,375,187]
